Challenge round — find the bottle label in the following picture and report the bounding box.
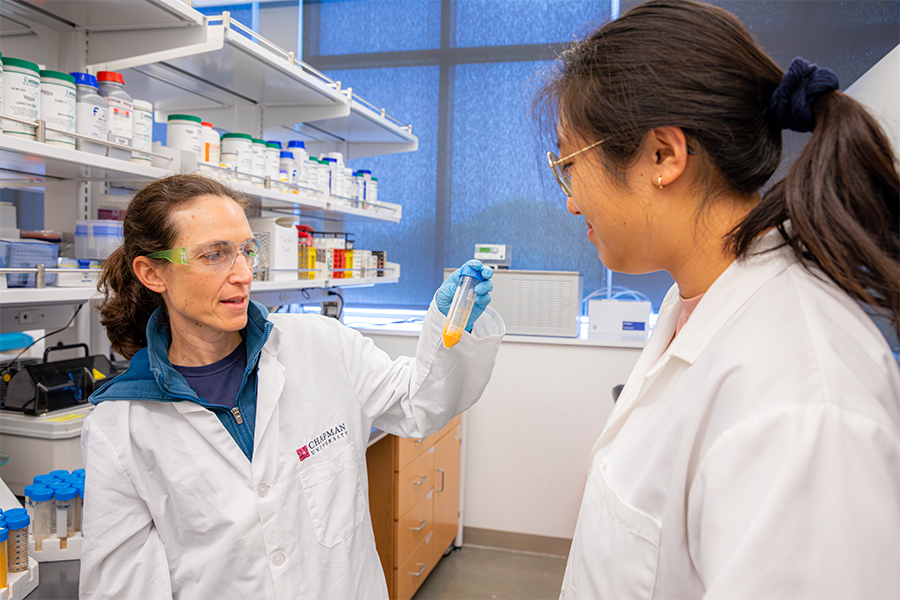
[77,102,109,139]
[106,96,133,139]
[56,508,68,536]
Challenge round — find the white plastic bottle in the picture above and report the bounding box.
[96,71,132,160]
[287,141,308,185]
[2,57,40,139]
[39,70,76,148]
[131,99,153,163]
[251,138,267,187]
[279,150,296,192]
[71,72,108,156]
[221,133,253,181]
[265,141,281,184]
[166,114,202,162]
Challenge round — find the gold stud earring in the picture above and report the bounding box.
[658,175,664,189]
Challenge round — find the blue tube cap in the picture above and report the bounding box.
[72,469,86,476]
[55,488,77,502]
[4,508,26,518]
[5,513,29,530]
[49,470,69,478]
[460,264,486,281]
[32,488,54,502]
[33,474,55,485]
[24,484,47,498]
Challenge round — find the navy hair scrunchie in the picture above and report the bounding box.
[769,57,840,133]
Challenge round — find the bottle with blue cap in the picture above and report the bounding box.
[287,140,308,184]
[54,488,77,549]
[31,487,54,552]
[23,484,47,533]
[442,263,488,348]
[71,72,109,155]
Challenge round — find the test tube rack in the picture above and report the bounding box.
[29,532,82,562]
[1,558,39,600]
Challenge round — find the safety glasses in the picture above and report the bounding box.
[147,237,261,272]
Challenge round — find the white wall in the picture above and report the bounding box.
[363,332,642,540]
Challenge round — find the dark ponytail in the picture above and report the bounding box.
[729,90,900,334]
[96,174,249,359]
[534,0,899,335]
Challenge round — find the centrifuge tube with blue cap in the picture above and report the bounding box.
[442,263,486,348]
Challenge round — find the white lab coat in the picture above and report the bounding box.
[562,232,900,599]
[79,303,505,600]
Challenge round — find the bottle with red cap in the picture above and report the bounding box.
[96,70,133,160]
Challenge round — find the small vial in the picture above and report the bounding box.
[0,527,7,591]
[5,512,29,573]
[442,264,487,348]
[54,488,76,550]
[47,481,70,535]
[22,484,46,534]
[31,488,54,552]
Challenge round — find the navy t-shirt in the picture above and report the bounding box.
[173,342,247,410]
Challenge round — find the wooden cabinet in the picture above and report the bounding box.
[366,416,462,600]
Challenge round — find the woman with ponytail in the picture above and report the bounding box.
[80,174,504,599]
[534,1,899,597]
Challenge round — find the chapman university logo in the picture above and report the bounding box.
[296,422,348,462]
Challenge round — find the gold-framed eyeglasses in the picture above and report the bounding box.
[547,139,695,196]
[546,139,605,197]
[147,237,261,272]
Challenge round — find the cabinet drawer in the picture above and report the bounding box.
[396,415,462,470]
[396,487,434,566]
[395,529,435,600]
[396,445,434,518]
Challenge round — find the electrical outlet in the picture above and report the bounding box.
[17,310,44,324]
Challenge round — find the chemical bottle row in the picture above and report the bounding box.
[0,53,152,163]
[0,53,382,208]
[0,469,85,593]
[164,114,380,206]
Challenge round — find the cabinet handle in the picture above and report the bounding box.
[409,563,428,577]
[409,519,428,532]
[411,475,428,486]
[436,468,445,493]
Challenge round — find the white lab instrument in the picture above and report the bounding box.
[587,299,651,341]
[446,268,582,337]
[473,243,510,268]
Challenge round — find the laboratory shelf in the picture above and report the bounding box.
[0,134,169,187]
[0,286,98,307]
[0,138,402,222]
[4,0,203,33]
[286,95,418,160]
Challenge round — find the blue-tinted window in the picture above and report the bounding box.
[323,66,441,307]
[448,60,672,309]
[454,0,608,47]
[315,0,441,55]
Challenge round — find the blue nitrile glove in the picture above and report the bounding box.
[436,259,494,332]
